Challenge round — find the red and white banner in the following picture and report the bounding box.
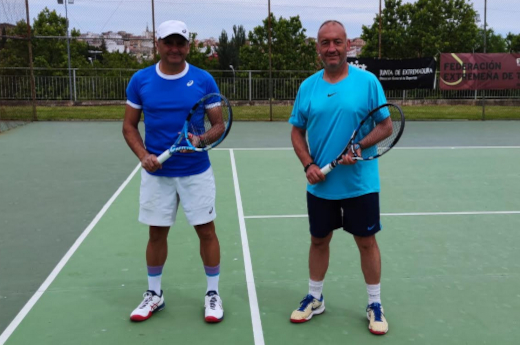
[440,53,520,90]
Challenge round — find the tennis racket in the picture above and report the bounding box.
[320,103,405,175]
[157,93,232,164]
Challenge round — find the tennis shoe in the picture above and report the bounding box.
[204,290,224,323]
[290,294,325,323]
[130,290,165,322]
[366,302,388,335]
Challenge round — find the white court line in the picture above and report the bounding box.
[0,164,141,345]
[216,146,520,151]
[229,150,265,345]
[244,210,520,219]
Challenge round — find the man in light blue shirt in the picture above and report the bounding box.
[289,20,392,335]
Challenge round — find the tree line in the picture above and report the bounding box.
[1,1,519,75]
[361,0,520,58]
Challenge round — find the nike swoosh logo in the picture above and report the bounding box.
[368,224,376,231]
[327,93,336,97]
[209,207,213,214]
[187,80,194,86]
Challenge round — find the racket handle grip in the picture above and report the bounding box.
[321,164,333,176]
[157,150,171,164]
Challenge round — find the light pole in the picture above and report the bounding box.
[378,0,382,59]
[229,64,235,98]
[482,0,487,120]
[58,0,73,101]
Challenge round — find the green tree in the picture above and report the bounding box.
[216,30,231,70]
[360,0,413,58]
[0,27,7,50]
[216,25,246,71]
[506,32,520,52]
[100,37,108,53]
[409,0,479,57]
[240,14,318,71]
[230,25,246,68]
[0,22,31,67]
[98,51,143,70]
[186,32,219,70]
[361,0,479,58]
[29,8,90,70]
[473,28,507,53]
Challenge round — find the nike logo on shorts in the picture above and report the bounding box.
[368,224,376,231]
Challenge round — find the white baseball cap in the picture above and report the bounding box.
[157,20,189,40]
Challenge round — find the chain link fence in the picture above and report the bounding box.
[3,67,520,102]
[1,0,519,129]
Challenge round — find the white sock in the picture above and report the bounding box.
[148,275,162,296]
[367,283,381,305]
[206,274,220,294]
[309,279,324,300]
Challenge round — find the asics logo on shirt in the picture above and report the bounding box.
[187,80,194,87]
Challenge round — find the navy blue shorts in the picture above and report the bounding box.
[307,192,381,238]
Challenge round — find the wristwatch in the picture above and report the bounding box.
[304,162,317,173]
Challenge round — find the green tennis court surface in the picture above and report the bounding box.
[1,122,520,345]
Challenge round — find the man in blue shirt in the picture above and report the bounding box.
[289,20,392,335]
[123,20,223,323]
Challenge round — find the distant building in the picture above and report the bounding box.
[0,22,17,40]
[348,38,366,57]
[196,37,218,58]
[78,26,155,60]
[0,23,15,30]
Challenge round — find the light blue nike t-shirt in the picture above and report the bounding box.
[289,65,388,200]
[126,63,219,177]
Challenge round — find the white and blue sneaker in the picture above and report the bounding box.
[290,294,325,323]
[204,290,224,323]
[130,290,165,322]
[366,302,388,335]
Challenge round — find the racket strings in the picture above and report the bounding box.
[189,100,231,148]
[357,105,403,158]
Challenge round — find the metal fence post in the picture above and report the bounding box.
[73,68,77,101]
[249,70,252,101]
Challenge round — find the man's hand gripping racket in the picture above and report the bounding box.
[320,103,405,175]
[156,93,233,164]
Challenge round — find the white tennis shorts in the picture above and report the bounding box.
[138,167,216,227]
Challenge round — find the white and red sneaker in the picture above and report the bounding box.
[130,290,165,322]
[204,290,224,323]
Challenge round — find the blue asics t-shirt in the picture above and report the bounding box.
[289,65,388,200]
[126,63,219,177]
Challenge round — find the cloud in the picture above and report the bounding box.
[24,0,519,40]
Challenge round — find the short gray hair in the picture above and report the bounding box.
[317,20,347,40]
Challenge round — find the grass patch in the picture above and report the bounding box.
[1,104,519,121]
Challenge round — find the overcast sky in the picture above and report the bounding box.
[3,0,518,39]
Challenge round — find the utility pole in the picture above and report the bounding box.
[268,0,273,121]
[378,0,382,59]
[151,0,156,61]
[58,0,74,101]
[25,0,37,120]
[482,0,487,120]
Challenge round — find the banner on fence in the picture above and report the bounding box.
[440,53,520,90]
[346,57,436,90]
